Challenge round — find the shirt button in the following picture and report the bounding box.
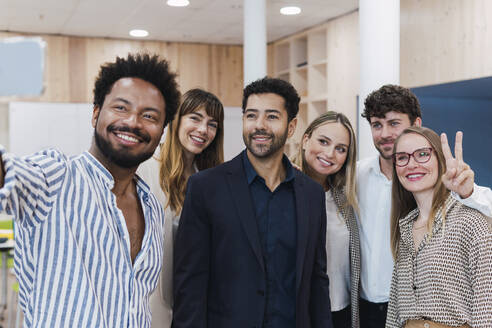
[423,323,430,328]
[130,307,137,315]
[257,290,265,296]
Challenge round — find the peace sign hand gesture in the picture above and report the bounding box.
[441,131,474,199]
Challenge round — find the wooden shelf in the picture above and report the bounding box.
[274,42,290,72]
[273,27,329,132]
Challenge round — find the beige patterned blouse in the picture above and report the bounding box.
[386,196,492,328]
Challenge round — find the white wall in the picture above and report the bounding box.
[6,102,245,160]
[9,102,93,156]
[0,102,8,149]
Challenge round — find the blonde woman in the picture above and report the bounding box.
[293,111,360,328]
[386,126,491,328]
[138,88,224,327]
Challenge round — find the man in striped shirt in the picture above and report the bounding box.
[0,53,180,327]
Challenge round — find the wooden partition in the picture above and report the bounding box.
[0,32,244,107]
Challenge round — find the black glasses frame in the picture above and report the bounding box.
[393,147,433,167]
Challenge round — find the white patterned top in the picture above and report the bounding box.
[386,196,492,328]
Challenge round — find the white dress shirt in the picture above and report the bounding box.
[356,156,394,303]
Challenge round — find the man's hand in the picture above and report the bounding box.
[441,131,474,199]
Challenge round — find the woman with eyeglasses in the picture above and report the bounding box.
[386,126,491,328]
[138,88,224,328]
[293,111,360,328]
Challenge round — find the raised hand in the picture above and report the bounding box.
[440,131,474,199]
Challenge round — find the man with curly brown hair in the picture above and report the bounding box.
[356,84,491,328]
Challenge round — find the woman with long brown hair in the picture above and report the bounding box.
[386,126,491,328]
[138,88,224,328]
[293,111,360,328]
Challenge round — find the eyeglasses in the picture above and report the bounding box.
[393,147,433,167]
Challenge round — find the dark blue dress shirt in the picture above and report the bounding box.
[243,151,297,328]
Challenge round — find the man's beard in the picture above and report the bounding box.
[94,122,154,169]
[375,138,395,160]
[243,128,288,159]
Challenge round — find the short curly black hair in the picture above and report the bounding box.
[242,77,300,122]
[362,84,421,124]
[93,53,180,127]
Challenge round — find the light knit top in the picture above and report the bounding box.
[325,191,350,311]
[137,151,199,328]
[386,196,492,328]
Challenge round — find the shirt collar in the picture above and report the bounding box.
[81,151,151,204]
[81,151,115,187]
[242,150,295,185]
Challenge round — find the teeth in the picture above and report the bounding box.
[191,136,205,143]
[254,136,269,141]
[407,174,424,179]
[117,134,139,142]
[318,157,333,166]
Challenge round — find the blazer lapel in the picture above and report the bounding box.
[294,173,309,294]
[226,154,265,273]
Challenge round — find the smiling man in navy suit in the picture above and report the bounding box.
[172,77,333,328]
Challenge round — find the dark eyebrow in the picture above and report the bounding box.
[319,134,332,142]
[113,97,131,105]
[143,107,162,115]
[114,97,161,114]
[190,112,203,117]
[319,134,349,148]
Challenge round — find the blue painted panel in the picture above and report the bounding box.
[414,96,492,188]
[0,38,45,97]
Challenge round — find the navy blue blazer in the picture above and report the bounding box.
[172,152,333,328]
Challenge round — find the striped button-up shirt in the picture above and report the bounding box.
[386,196,492,328]
[0,146,164,327]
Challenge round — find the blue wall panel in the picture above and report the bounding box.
[414,95,492,188]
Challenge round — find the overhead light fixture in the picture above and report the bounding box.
[129,29,149,38]
[280,6,301,15]
[167,0,190,7]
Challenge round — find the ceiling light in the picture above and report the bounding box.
[167,0,190,7]
[129,29,149,38]
[280,6,301,15]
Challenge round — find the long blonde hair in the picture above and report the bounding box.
[293,111,358,212]
[390,126,450,259]
[159,88,224,213]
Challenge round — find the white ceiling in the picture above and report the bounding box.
[0,0,358,44]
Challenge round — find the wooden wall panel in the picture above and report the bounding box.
[0,32,243,106]
[325,11,359,126]
[401,0,492,87]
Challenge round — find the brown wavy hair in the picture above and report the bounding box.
[293,111,358,212]
[159,88,224,213]
[362,84,421,125]
[390,126,450,259]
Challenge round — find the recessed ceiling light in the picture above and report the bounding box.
[280,6,301,15]
[167,0,190,7]
[129,29,149,38]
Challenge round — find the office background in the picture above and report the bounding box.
[0,0,491,185]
